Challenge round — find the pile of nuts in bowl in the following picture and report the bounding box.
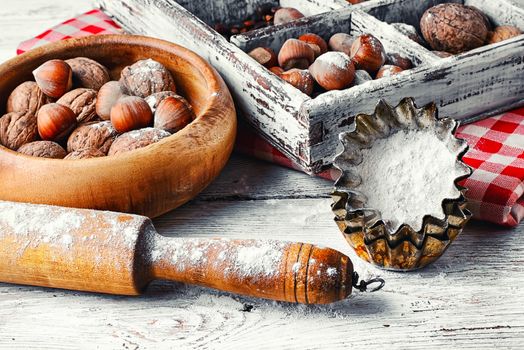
[248,32,412,96]
[0,57,195,159]
[400,3,522,56]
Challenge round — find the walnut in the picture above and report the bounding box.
[65,57,110,91]
[67,120,119,154]
[0,111,38,150]
[120,59,177,98]
[7,81,51,115]
[420,4,490,54]
[17,141,67,159]
[64,148,106,160]
[487,26,522,44]
[144,91,179,113]
[56,88,99,123]
[108,127,170,156]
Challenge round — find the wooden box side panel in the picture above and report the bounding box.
[174,0,278,25]
[95,0,313,168]
[231,7,354,53]
[306,37,524,169]
[506,0,524,8]
[174,0,349,26]
[466,0,524,27]
[280,0,346,16]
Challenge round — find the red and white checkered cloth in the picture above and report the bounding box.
[17,9,122,55]
[455,110,524,226]
[16,9,524,227]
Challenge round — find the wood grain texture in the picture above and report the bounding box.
[1,2,523,349]
[0,34,237,218]
[280,0,345,16]
[0,200,353,304]
[101,0,524,173]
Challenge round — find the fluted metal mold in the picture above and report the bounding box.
[331,98,472,271]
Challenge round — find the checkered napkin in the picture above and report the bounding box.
[17,9,122,55]
[16,9,524,227]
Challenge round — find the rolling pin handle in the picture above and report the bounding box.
[148,236,355,304]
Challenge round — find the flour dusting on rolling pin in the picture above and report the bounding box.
[0,200,383,304]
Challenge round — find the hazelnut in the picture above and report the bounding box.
[110,96,153,133]
[432,51,454,58]
[353,70,373,85]
[306,43,322,59]
[144,91,180,113]
[57,88,99,124]
[309,52,355,91]
[108,127,171,156]
[386,53,413,70]
[6,81,51,115]
[420,3,489,54]
[17,141,67,159]
[64,148,106,160]
[96,81,128,120]
[154,95,195,133]
[298,33,328,56]
[278,39,315,70]
[67,121,119,154]
[269,66,284,75]
[248,47,278,68]
[279,69,314,96]
[0,111,38,150]
[37,103,77,142]
[32,59,73,98]
[273,8,304,25]
[153,96,196,134]
[65,57,110,91]
[350,34,386,74]
[487,26,522,44]
[120,59,177,98]
[375,65,404,79]
[328,33,354,55]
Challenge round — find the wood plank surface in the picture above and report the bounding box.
[0,1,523,349]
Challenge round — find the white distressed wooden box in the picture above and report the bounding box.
[95,0,524,173]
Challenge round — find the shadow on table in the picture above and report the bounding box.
[140,280,395,317]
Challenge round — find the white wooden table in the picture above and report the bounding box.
[0,1,523,349]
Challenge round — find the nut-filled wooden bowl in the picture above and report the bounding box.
[0,34,237,218]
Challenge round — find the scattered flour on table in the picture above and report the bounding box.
[354,128,461,232]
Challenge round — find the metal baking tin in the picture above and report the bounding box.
[331,98,472,270]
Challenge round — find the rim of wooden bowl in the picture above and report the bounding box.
[0,34,237,218]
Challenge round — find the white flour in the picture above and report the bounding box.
[354,128,461,232]
[315,51,351,70]
[0,201,148,267]
[150,238,288,280]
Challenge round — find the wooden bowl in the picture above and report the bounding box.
[0,35,237,218]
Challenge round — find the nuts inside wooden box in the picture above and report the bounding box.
[232,10,430,96]
[97,0,524,174]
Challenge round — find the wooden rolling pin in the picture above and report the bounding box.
[0,201,382,304]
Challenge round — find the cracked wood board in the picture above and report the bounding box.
[95,0,524,173]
